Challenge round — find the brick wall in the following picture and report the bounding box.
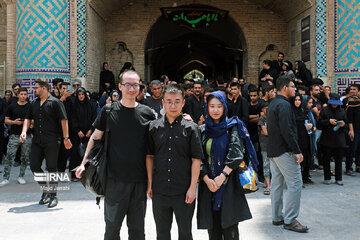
[92,0,290,86]
[86,4,105,92]
[0,0,6,94]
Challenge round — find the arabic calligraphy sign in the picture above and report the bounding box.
[160,6,228,30]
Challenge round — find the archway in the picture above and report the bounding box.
[144,4,247,83]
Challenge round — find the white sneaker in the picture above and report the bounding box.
[17,177,26,185]
[0,179,10,187]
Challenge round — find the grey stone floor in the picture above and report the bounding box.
[0,163,359,240]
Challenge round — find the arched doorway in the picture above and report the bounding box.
[144,4,247,83]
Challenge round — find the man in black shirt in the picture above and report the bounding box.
[21,79,72,208]
[227,82,249,124]
[144,80,163,117]
[0,88,31,187]
[346,92,360,175]
[76,70,156,240]
[7,83,20,106]
[267,76,308,233]
[183,81,205,124]
[146,84,203,240]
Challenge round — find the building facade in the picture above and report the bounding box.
[0,0,359,99]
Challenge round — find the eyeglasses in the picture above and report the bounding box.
[165,102,182,106]
[120,83,140,89]
[112,94,119,97]
[73,84,80,87]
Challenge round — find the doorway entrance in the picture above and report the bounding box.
[144,5,246,83]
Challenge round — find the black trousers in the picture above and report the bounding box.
[57,140,70,173]
[322,146,344,181]
[30,141,60,194]
[69,133,81,178]
[152,193,195,240]
[208,210,239,240]
[301,146,311,181]
[104,178,147,240]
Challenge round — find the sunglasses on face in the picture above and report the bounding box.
[73,84,80,87]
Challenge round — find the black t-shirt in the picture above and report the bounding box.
[6,102,30,135]
[93,102,156,182]
[248,102,261,142]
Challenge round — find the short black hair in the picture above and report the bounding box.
[163,84,184,99]
[182,83,193,91]
[59,82,70,89]
[263,59,273,66]
[297,85,308,93]
[278,51,284,56]
[12,83,21,89]
[309,84,320,92]
[52,78,64,87]
[204,86,214,94]
[160,75,168,83]
[229,82,241,89]
[18,87,28,93]
[276,75,293,91]
[260,101,269,110]
[248,85,259,94]
[350,84,360,91]
[261,83,275,96]
[35,79,50,91]
[193,81,203,87]
[4,90,12,96]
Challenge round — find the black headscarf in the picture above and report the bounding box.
[290,93,307,122]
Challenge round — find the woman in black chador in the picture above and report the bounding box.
[99,62,115,92]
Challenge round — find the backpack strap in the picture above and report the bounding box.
[96,103,112,208]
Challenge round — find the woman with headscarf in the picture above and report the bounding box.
[118,62,135,80]
[99,62,115,92]
[290,93,313,184]
[70,87,97,181]
[295,61,313,87]
[197,91,257,240]
[279,60,295,80]
[318,93,347,185]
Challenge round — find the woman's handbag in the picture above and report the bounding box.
[238,160,258,194]
[80,104,111,204]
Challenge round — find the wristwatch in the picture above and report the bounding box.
[221,171,229,178]
[64,137,70,141]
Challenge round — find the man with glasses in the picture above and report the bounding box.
[72,79,82,94]
[76,70,156,240]
[267,75,308,233]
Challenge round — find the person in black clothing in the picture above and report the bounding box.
[136,84,147,104]
[261,83,276,103]
[267,75,308,233]
[57,82,73,175]
[318,93,347,185]
[144,80,163,117]
[295,61,313,87]
[100,62,115,93]
[346,93,360,174]
[290,93,314,184]
[7,83,20,106]
[0,87,31,187]
[110,90,120,102]
[51,78,64,98]
[118,62,135,80]
[21,79,72,208]
[227,82,249,125]
[70,87,97,181]
[4,90,12,102]
[146,84,203,240]
[273,51,285,74]
[0,97,6,165]
[76,70,156,240]
[259,60,278,87]
[184,81,205,125]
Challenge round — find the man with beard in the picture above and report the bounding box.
[261,83,276,103]
[21,79,72,208]
[227,82,249,125]
[184,81,205,124]
[273,52,285,74]
[310,84,322,119]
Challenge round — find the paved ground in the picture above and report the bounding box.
[0,162,360,240]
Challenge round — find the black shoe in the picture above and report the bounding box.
[345,170,356,176]
[39,193,50,205]
[272,220,284,226]
[335,180,344,186]
[48,195,58,208]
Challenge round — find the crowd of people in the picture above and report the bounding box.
[0,53,359,238]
